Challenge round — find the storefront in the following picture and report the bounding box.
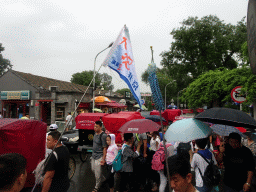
[1,91,30,118]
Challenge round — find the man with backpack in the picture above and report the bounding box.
[91,121,107,192]
[191,138,219,192]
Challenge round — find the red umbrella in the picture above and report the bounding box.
[118,119,161,133]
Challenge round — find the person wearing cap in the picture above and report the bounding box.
[45,124,58,158]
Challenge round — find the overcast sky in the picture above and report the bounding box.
[1,0,248,92]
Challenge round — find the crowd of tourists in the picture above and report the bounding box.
[1,120,256,192]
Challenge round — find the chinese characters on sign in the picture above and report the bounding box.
[7,92,21,100]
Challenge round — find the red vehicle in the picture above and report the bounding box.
[0,119,47,189]
[75,113,108,162]
[102,112,145,144]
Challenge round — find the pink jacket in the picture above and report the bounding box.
[106,134,118,165]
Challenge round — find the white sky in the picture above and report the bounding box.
[1,0,249,92]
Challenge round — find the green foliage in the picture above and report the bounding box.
[182,67,256,111]
[160,15,247,90]
[241,41,249,65]
[0,43,12,76]
[71,70,114,90]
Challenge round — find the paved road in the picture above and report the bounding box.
[68,153,110,192]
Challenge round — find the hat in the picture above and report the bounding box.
[49,124,58,130]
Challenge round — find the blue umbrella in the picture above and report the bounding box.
[165,118,212,142]
[210,124,246,138]
[144,115,167,123]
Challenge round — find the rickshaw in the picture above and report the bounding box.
[0,118,77,187]
[0,119,46,189]
[64,112,145,163]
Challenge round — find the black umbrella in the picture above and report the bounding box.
[195,107,256,129]
[144,115,167,122]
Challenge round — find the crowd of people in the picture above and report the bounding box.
[1,119,256,192]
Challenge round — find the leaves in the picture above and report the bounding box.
[0,43,12,76]
[182,67,256,109]
[71,70,114,90]
[160,15,247,89]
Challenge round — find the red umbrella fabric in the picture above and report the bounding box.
[235,127,246,133]
[118,119,161,133]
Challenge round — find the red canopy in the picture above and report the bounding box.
[182,109,194,114]
[75,113,109,130]
[102,112,145,143]
[0,119,47,188]
[162,109,182,122]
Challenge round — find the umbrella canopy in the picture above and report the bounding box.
[195,107,256,129]
[145,115,167,122]
[144,115,168,126]
[210,124,246,138]
[165,118,212,142]
[92,108,102,113]
[118,119,161,133]
[133,104,148,110]
[92,96,111,103]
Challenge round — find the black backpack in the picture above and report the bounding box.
[197,153,221,187]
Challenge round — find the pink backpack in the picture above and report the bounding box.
[151,148,165,171]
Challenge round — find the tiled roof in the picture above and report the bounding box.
[11,70,89,93]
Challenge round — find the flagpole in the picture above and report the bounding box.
[92,42,113,113]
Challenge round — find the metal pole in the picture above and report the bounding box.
[92,42,113,113]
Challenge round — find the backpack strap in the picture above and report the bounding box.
[197,152,212,164]
[99,132,105,145]
[135,133,140,142]
[196,152,212,178]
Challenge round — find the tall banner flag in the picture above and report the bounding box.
[102,25,143,108]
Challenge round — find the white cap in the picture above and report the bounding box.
[49,124,58,130]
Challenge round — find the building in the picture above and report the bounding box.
[0,70,92,125]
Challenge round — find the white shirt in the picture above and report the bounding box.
[191,152,217,187]
[66,115,73,126]
[150,136,161,151]
[0,114,3,119]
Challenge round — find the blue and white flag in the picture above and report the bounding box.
[102,25,143,108]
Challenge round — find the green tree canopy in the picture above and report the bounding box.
[0,43,12,76]
[181,67,256,110]
[71,70,114,90]
[160,15,247,90]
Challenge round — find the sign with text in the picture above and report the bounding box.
[1,91,30,100]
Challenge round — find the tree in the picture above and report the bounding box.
[71,70,114,90]
[0,43,12,76]
[241,41,249,65]
[160,15,247,90]
[181,67,256,111]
